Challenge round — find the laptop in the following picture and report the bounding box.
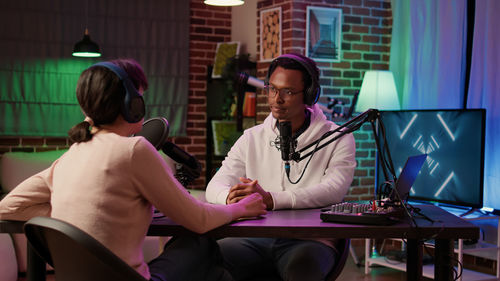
[389,154,427,203]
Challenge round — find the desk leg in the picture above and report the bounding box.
[365,239,370,274]
[27,243,46,281]
[435,239,453,281]
[406,239,423,281]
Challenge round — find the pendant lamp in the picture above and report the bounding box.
[204,0,244,6]
[72,0,101,58]
[72,28,101,57]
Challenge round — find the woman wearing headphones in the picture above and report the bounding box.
[0,58,266,281]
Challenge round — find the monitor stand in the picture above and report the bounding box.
[459,207,479,217]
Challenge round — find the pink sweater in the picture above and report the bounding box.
[0,133,236,279]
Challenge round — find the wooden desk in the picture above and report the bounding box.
[1,204,479,281]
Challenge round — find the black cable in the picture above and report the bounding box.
[408,204,436,224]
[379,180,395,200]
[381,177,418,227]
[286,129,328,184]
[383,254,406,265]
[405,206,465,281]
[420,240,463,281]
[373,117,398,202]
[378,200,463,281]
[377,118,397,181]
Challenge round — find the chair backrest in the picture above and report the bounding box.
[23,217,147,281]
[325,238,350,281]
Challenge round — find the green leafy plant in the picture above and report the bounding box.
[219,54,255,120]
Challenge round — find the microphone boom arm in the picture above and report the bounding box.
[295,108,397,187]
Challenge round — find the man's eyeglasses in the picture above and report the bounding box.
[264,85,303,99]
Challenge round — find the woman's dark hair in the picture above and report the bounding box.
[68,58,148,143]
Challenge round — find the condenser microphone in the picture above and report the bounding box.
[279,121,292,161]
[135,117,201,173]
[134,117,169,150]
[236,72,265,89]
[162,142,200,172]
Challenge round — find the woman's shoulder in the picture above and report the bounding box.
[89,133,155,156]
[129,135,156,151]
[95,132,144,145]
[99,133,163,166]
[109,134,157,154]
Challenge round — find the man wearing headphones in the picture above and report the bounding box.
[206,53,356,281]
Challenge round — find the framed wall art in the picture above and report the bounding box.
[306,6,342,62]
[212,41,240,78]
[260,7,281,62]
[211,120,241,156]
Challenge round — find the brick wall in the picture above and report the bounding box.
[0,0,390,196]
[0,0,232,191]
[182,1,233,188]
[0,2,497,274]
[255,0,392,200]
[0,137,70,154]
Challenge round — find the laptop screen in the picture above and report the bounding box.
[389,154,427,202]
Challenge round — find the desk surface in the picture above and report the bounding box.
[1,204,479,240]
[0,204,479,281]
[148,204,479,240]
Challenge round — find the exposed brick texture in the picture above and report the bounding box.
[0,1,232,191]
[184,1,232,189]
[0,2,496,273]
[255,0,392,200]
[0,0,389,196]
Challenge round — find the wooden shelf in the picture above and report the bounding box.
[366,256,496,280]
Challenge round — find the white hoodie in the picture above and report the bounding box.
[206,104,357,210]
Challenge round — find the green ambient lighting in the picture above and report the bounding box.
[72,28,101,58]
[0,59,91,136]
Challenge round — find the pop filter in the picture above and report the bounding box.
[134,117,201,187]
[134,117,169,150]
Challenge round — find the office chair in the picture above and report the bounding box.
[23,216,147,281]
[325,238,350,281]
[249,238,350,281]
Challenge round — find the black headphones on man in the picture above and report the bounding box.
[266,54,321,106]
[92,62,145,123]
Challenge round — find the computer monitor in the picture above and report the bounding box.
[376,109,486,208]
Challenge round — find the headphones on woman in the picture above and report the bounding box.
[92,62,145,123]
[266,54,321,106]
